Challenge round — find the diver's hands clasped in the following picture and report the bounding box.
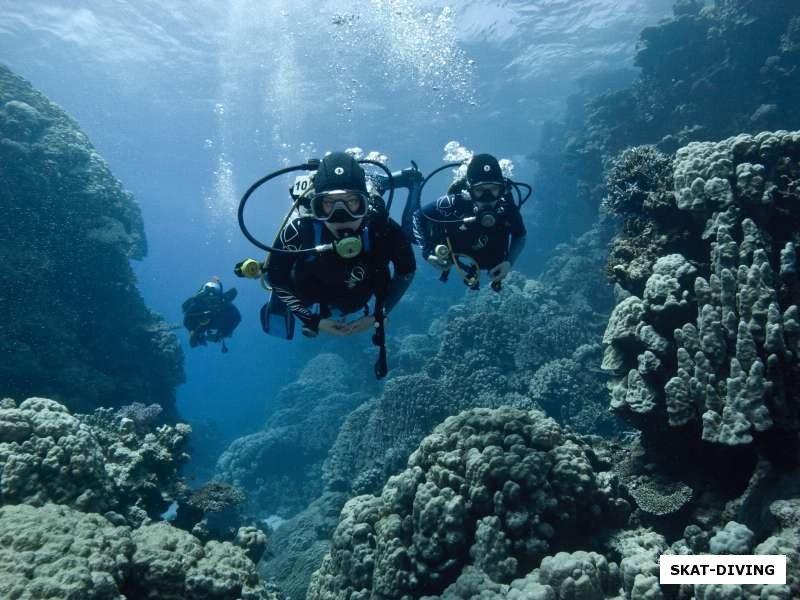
[318,315,376,336]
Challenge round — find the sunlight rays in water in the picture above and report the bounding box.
[205,0,478,232]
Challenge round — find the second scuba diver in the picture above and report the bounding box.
[413,153,527,290]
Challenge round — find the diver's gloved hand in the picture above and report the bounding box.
[426,255,450,271]
[318,318,351,337]
[488,261,511,282]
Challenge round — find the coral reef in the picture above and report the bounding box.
[602,131,800,453]
[0,396,190,525]
[423,551,620,600]
[707,520,753,554]
[0,397,280,598]
[694,499,800,599]
[0,503,132,600]
[529,344,620,436]
[0,502,279,600]
[175,481,249,543]
[0,65,184,415]
[0,397,112,511]
[627,474,693,518]
[214,353,373,518]
[532,1,800,248]
[236,525,268,564]
[307,407,630,599]
[324,223,619,497]
[259,492,350,600]
[127,522,277,600]
[115,402,164,432]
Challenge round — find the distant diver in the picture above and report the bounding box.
[413,153,530,291]
[234,152,417,379]
[181,276,241,353]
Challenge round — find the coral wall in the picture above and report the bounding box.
[0,65,184,415]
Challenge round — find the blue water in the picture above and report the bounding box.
[0,0,673,441]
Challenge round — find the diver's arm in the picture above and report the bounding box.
[271,285,320,331]
[414,202,450,260]
[412,208,433,257]
[266,222,321,332]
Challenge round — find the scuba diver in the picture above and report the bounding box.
[181,276,241,353]
[413,153,528,291]
[234,151,416,378]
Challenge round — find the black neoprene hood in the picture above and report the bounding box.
[467,153,504,186]
[314,152,368,194]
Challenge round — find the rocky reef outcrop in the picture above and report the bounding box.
[0,396,190,524]
[307,405,800,600]
[0,64,184,415]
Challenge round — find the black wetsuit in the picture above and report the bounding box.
[267,215,416,332]
[412,189,526,270]
[182,288,241,345]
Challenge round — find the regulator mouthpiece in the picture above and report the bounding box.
[480,213,497,228]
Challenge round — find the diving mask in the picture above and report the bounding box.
[469,182,504,200]
[310,190,369,222]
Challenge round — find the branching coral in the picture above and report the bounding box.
[605,146,674,216]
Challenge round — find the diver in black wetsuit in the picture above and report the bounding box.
[182,277,241,352]
[266,152,416,339]
[412,153,526,290]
